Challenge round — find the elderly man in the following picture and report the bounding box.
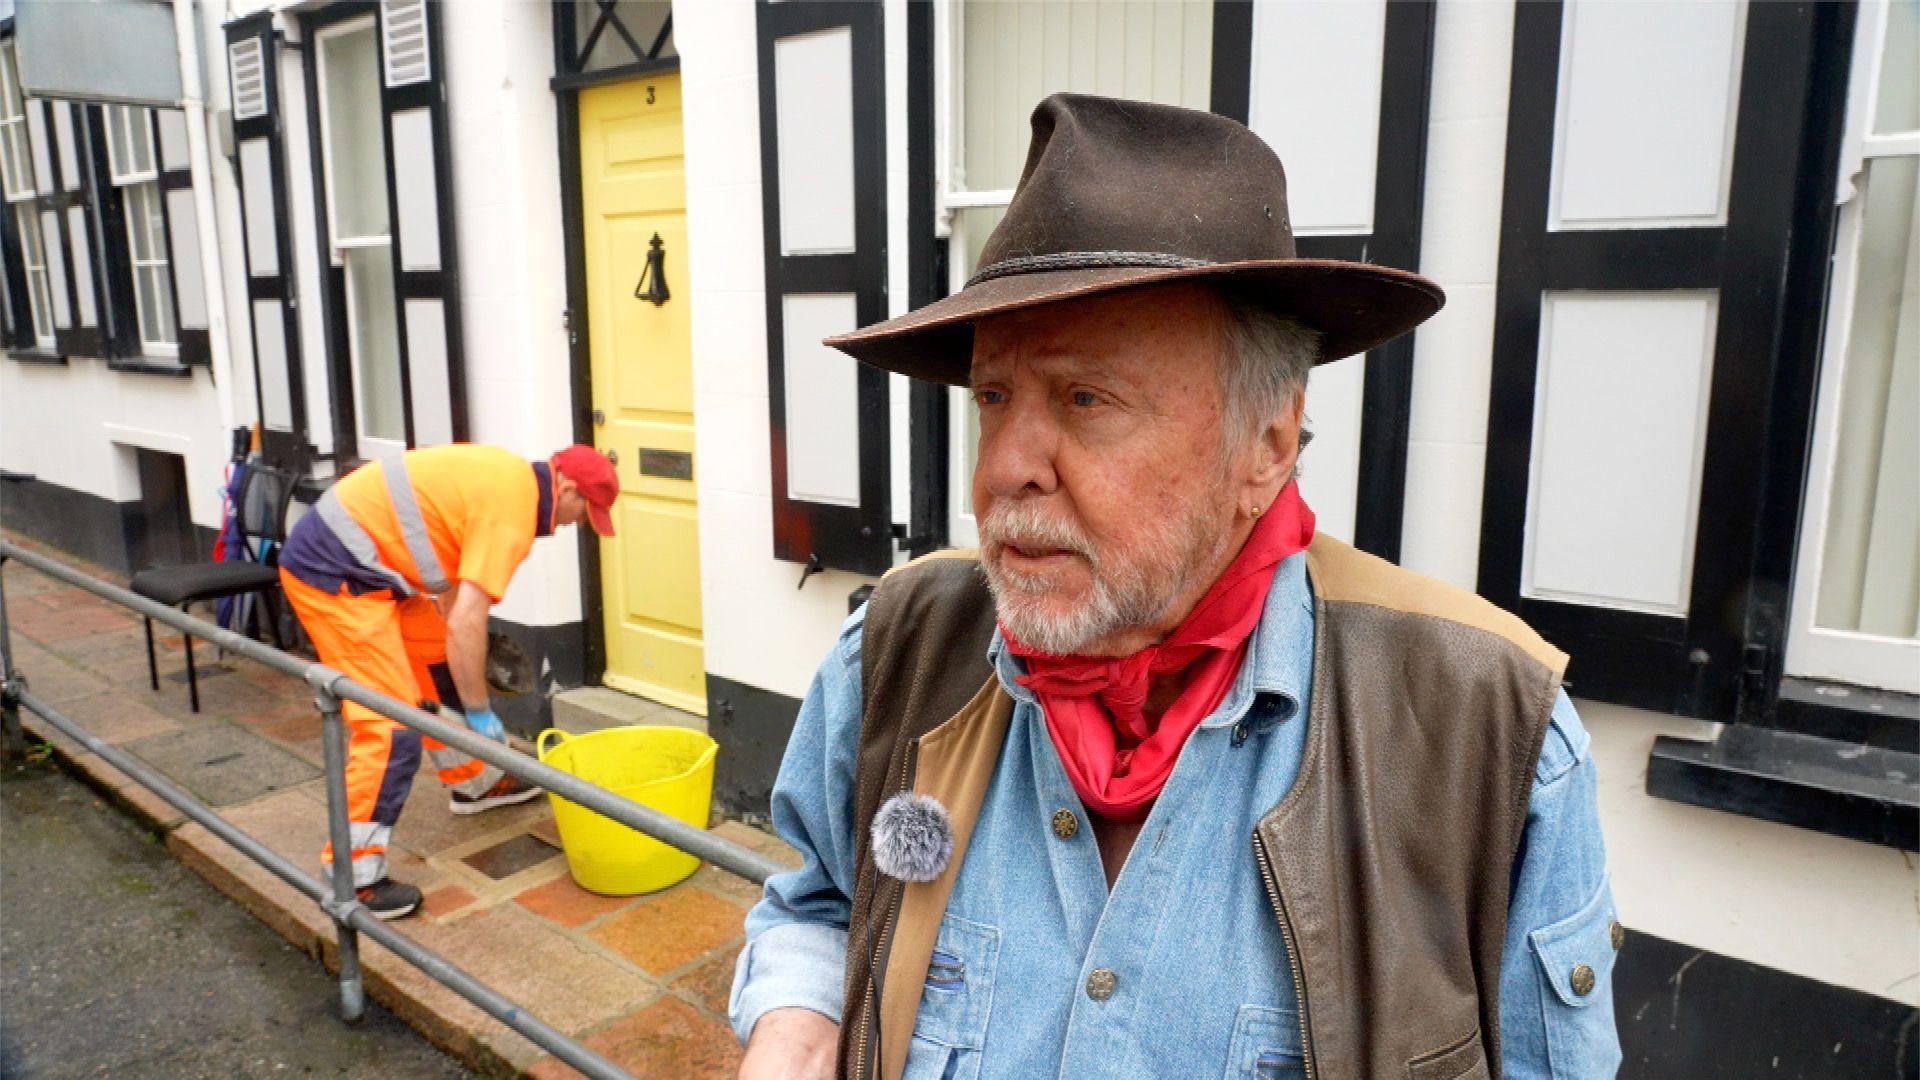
[731,95,1620,1079]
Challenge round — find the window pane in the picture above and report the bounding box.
[127,183,152,260]
[106,106,131,177]
[130,107,155,176]
[138,265,176,346]
[66,205,96,327]
[16,206,50,340]
[574,0,674,72]
[0,46,20,120]
[15,205,39,262]
[1,128,26,199]
[321,23,390,240]
[960,0,1212,197]
[1875,0,1919,135]
[1816,154,1919,636]
[136,264,161,342]
[345,245,403,442]
[152,268,176,343]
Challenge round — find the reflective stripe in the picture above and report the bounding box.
[382,458,451,594]
[315,490,415,596]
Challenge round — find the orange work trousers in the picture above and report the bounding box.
[280,571,495,886]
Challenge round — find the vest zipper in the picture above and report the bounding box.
[1253,828,1315,1080]
[854,736,920,1080]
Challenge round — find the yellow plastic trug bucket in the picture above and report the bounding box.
[536,725,717,896]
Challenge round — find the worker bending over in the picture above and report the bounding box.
[278,443,617,918]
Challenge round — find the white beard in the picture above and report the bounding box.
[979,485,1231,656]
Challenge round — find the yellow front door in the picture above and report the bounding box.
[580,74,705,715]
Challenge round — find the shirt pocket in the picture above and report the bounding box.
[911,913,999,1050]
[1528,876,1622,1076]
[904,915,999,1080]
[1222,1004,1305,1079]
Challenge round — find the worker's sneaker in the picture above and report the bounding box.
[354,879,422,920]
[450,774,543,816]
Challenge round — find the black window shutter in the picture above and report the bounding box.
[225,14,311,469]
[376,0,465,447]
[755,0,892,578]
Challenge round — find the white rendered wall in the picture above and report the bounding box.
[438,0,581,629]
[0,358,232,526]
[1582,699,1920,1007]
[680,0,887,701]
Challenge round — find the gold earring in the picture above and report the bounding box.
[1248,504,1263,519]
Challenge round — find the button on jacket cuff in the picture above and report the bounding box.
[728,919,849,1045]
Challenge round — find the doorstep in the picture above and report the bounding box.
[552,685,708,737]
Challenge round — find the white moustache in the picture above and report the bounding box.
[980,502,1095,564]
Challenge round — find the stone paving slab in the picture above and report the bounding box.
[121,723,320,807]
[3,533,793,1079]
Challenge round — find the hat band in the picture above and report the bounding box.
[966,250,1212,288]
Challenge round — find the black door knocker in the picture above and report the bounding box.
[634,232,670,306]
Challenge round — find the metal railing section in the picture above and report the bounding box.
[0,538,787,1080]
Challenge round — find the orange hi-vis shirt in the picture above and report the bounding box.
[329,444,543,603]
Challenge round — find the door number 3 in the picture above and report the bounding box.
[646,85,656,105]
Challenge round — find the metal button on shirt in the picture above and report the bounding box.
[1609,921,1626,950]
[1051,808,1080,839]
[1085,968,1118,1001]
[1570,963,1596,996]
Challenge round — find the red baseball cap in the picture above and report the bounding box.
[551,445,619,537]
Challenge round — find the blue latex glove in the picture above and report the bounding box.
[464,707,505,742]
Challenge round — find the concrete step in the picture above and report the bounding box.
[550,686,706,737]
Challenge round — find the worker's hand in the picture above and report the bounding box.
[738,1007,838,1080]
[463,706,505,742]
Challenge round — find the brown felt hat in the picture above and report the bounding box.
[825,93,1444,386]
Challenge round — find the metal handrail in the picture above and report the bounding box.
[0,538,784,1079]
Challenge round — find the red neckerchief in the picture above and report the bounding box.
[1005,482,1315,824]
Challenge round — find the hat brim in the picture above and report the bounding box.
[586,501,616,538]
[824,259,1444,386]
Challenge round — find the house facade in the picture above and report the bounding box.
[1,0,1913,1070]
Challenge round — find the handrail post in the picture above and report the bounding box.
[0,553,25,763]
[314,678,367,1023]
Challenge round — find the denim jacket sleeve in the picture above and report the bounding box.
[728,607,868,1044]
[1499,690,1625,1078]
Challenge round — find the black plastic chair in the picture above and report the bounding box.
[131,463,295,712]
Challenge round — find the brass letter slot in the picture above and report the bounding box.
[639,448,694,481]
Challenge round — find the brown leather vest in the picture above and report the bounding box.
[838,537,1566,1080]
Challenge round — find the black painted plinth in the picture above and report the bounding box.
[1616,929,1918,1079]
[1648,724,1919,851]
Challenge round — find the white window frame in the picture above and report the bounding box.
[15,205,52,346]
[0,43,32,202]
[1783,0,1920,693]
[315,14,403,460]
[103,105,158,185]
[103,105,178,354]
[936,0,1004,547]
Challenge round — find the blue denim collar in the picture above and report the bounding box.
[988,549,1316,730]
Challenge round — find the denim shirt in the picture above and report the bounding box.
[731,553,1624,1078]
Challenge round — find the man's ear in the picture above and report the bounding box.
[1245,392,1305,489]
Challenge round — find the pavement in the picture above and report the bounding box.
[0,751,471,1078]
[0,535,800,1078]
